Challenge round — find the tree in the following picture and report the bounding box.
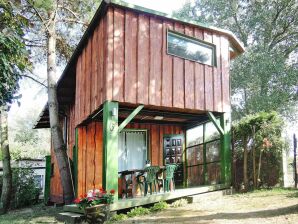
[0,0,29,213]
[233,111,284,190]
[174,0,298,119]
[20,0,98,204]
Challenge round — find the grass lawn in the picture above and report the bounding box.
[0,204,63,224]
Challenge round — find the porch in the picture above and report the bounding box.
[64,184,228,213]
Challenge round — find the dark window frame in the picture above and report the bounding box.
[166,29,217,66]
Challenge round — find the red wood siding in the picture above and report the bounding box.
[76,122,183,197]
[74,5,232,125]
[104,7,231,115]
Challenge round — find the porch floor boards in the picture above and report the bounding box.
[64,184,228,213]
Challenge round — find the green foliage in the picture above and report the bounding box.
[0,0,30,106]
[174,0,298,119]
[127,207,150,217]
[170,198,188,208]
[0,167,40,209]
[149,201,168,212]
[109,213,128,222]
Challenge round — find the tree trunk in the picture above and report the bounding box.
[243,136,248,191]
[47,4,74,204]
[0,107,12,214]
[252,126,257,188]
[257,149,263,187]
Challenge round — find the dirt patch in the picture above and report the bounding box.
[118,189,298,224]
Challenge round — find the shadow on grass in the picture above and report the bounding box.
[128,204,298,223]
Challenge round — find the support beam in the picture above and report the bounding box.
[118,105,144,132]
[220,112,231,185]
[207,112,224,135]
[103,101,119,200]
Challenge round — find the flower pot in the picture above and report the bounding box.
[84,204,110,224]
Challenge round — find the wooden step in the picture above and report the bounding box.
[56,212,85,224]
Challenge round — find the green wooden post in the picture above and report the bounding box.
[220,112,231,185]
[44,155,51,204]
[203,124,208,184]
[103,101,119,200]
[73,128,78,197]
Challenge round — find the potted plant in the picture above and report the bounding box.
[74,188,115,223]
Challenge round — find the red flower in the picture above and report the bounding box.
[84,194,87,198]
[74,198,80,204]
[99,187,104,192]
[110,189,115,195]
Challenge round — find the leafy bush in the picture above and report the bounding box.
[11,167,40,208]
[149,201,168,212]
[127,207,150,217]
[171,198,188,208]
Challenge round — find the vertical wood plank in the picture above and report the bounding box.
[213,34,222,112]
[124,11,138,103]
[194,28,205,110]
[149,17,162,106]
[82,126,87,194]
[113,8,125,102]
[221,36,230,112]
[91,27,99,112]
[105,8,114,101]
[95,122,103,188]
[75,56,81,125]
[184,26,195,109]
[98,17,105,106]
[137,14,149,104]
[81,48,86,122]
[204,30,214,111]
[150,125,159,165]
[159,125,164,165]
[173,23,185,108]
[86,122,95,190]
[85,39,92,118]
[77,127,83,196]
[161,21,173,107]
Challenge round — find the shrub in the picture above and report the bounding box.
[127,207,150,217]
[109,213,128,222]
[171,198,188,208]
[149,201,168,212]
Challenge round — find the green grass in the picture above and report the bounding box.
[0,204,63,224]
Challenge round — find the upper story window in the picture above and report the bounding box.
[167,30,216,66]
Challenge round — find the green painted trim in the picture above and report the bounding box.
[203,123,208,184]
[118,105,144,132]
[73,128,79,197]
[207,112,224,135]
[44,155,51,204]
[220,113,231,185]
[103,101,119,200]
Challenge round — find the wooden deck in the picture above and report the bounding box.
[64,184,228,213]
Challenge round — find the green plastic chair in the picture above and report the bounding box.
[164,164,178,192]
[144,166,160,196]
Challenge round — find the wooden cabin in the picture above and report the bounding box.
[35,0,244,207]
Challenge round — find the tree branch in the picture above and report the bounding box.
[57,18,88,27]
[58,5,81,21]
[25,0,50,33]
[20,74,47,88]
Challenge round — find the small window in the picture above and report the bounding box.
[167,30,216,66]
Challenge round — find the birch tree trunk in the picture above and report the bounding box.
[47,3,74,204]
[0,107,12,213]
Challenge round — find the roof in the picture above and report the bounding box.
[34,0,245,129]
